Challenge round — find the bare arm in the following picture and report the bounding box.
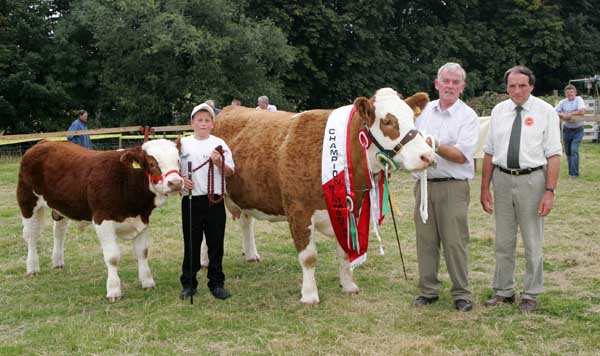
[480,153,494,214]
[537,155,560,216]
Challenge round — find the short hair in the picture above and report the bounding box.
[257,96,269,104]
[564,84,577,92]
[78,110,88,116]
[231,98,241,105]
[504,65,535,86]
[437,62,466,82]
[204,99,216,108]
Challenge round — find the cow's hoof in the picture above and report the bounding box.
[141,280,156,289]
[245,254,261,262]
[52,265,64,269]
[106,290,122,302]
[341,284,360,294]
[300,295,320,304]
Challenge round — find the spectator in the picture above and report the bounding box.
[480,65,561,313]
[205,99,222,116]
[231,99,241,107]
[412,62,480,312]
[67,110,92,149]
[555,84,586,178]
[256,95,277,112]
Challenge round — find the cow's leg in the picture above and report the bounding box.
[51,216,69,269]
[95,222,122,301]
[336,242,359,294]
[22,207,45,276]
[241,213,260,262]
[200,236,209,267]
[288,212,319,304]
[132,228,155,289]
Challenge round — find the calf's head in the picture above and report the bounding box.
[354,88,435,171]
[120,139,183,194]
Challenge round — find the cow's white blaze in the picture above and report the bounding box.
[370,88,434,171]
[142,139,183,199]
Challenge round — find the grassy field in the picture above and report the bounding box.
[1,143,599,356]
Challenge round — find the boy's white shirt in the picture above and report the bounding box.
[180,135,235,196]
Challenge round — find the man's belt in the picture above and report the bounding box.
[563,126,584,131]
[427,177,466,182]
[495,165,544,176]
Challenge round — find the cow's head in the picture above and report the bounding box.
[354,88,435,171]
[120,139,183,195]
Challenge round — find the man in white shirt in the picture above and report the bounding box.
[480,65,561,313]
[555,84,586,178]
[412,62,480,312]
[256,95,277,112]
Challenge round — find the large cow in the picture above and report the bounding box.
[212,88,435,303]
[16,139,183,301]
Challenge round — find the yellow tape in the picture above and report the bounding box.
[389,190,402,216]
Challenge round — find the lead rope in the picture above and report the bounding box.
[419,135,436,224]
[190,145,225,205]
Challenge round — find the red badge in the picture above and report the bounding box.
[525,117,534,126]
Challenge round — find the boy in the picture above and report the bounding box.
[179,103,235,300]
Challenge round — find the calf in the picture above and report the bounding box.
[17,139,183,301]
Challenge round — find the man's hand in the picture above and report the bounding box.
[210,150,222,165]
[537,191,554,216]
[480,188,494,214]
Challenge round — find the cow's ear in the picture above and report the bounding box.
[175,136,182,154]
[120,148,146,170]
[354,96,375,127]
[404,92,429,120]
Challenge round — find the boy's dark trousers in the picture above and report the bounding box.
[180,195,226,291]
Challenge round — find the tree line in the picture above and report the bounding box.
[1,0,599,134]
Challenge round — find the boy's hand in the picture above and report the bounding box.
[210,150,222,165]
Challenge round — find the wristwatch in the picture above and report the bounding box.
[545,187,555,194]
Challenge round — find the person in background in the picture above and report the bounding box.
[481,65,561,313]
[67,110,92,149]
[555,84,586,178]
[231,99,241,107]
[205,99,222,116]
[179,103,235,301]
[412,62,480,312]
[256,95,277,111]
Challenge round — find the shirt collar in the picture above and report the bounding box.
[511,95,534,112]
[433,99,462,116]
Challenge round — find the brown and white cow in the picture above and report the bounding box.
[16,139,183,301]
[212,88,435,303]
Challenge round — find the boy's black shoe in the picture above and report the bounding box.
[412,295,439,307]
[180,288,196,300]
[211,287,231,300]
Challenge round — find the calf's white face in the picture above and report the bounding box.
[370,88,435,171]
[141,139,183,194]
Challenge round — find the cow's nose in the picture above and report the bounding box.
[168,178,184,191]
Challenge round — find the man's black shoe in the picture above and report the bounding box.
[211,287,231,300]
[413,295,439,307]
[455,299,473,312]
[180,288,196,300]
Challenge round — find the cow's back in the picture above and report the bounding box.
[215,107,332,215]
[17,141,122,221]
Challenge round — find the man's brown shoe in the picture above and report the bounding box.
[483,294,515,306]
[519,299,537,313]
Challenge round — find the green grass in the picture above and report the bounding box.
[1,143,599,355]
